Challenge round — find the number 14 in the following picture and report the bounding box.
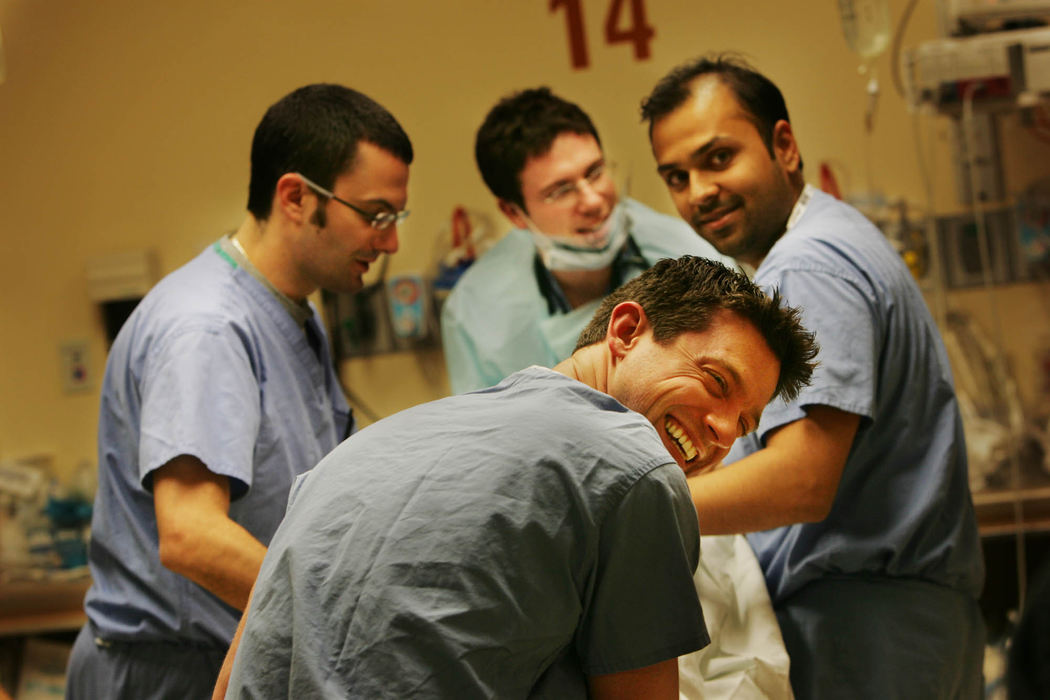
[550,0,655,70]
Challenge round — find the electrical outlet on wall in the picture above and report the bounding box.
[59,341,93,393]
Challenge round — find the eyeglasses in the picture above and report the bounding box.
[541,160,615,207]
[295,173,410,231]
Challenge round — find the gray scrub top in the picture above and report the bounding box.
[228,367,707,698]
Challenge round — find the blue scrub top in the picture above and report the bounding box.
[735,189,983,603]
[85,239,351,647]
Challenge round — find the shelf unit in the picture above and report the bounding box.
[0,577,89,638]
[974,484,1050,536]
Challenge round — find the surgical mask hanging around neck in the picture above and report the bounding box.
[522,204,630,272]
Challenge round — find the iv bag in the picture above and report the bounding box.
[838,0,891,59]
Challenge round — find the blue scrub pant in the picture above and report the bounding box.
[775,577,985,699]
[65,624,226,700]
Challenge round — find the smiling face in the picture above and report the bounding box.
[300,141,409,294]
[650,77,800,268]
[502,131,619,244]
[608,307,780,474]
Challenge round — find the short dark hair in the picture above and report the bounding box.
[247,84,414,220]
[575,256,817,403]
[641,53,792,162]
[475,87,600,210]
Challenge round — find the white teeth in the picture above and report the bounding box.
[664,417,698,462]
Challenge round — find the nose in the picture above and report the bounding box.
[574,178,606,213]
[705,409,738,450]
[688,173,718,208]
[374,226,399,255]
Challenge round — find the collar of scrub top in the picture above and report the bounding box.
[533,232,648,315]
[223,235,314,326]
[222,234,325,362]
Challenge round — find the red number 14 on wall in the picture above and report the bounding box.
[550,0,655,70]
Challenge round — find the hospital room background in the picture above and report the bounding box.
[0,0,1048,696]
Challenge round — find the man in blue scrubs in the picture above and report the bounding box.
[66,84,413,699]
[643,55,985,698]
[440,87,734,394]
[215,256,819,699]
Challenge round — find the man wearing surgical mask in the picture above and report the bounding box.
[441,87,733,394]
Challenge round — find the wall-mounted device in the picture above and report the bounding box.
[934,207,1032,287]
[387,275,428,341]
[1008,33,1050,99]
[944,0,1050,31]
[323,274,440,359]
[904,26,1050,110]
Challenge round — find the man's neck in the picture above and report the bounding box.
[550,267,613,310]
[553,344,607,394]
[233,216,313,301]
[747,178,808,270]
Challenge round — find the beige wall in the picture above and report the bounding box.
[0,0,1047,480]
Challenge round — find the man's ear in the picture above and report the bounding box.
[606,301,649,361]
[274,173,311,224]
[497,199,529,230]
[772,119,800,174]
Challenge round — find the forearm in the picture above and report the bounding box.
[154,455,266,611]
[212,584,255,700]
[159,514,265,611]
[689,406,860,536]
[688,448,833,535]
[588,658,678,700]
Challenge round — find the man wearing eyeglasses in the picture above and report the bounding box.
[440,87,734,395]
[65,84,413,700]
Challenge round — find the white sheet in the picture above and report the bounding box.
[679,534,793,699]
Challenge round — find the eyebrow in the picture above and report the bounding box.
[656,136,730,175]
[354,197,400,212]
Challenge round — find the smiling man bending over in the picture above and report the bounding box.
[215,256,815,700]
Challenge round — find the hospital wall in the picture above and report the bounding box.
[0,0,1047,483]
